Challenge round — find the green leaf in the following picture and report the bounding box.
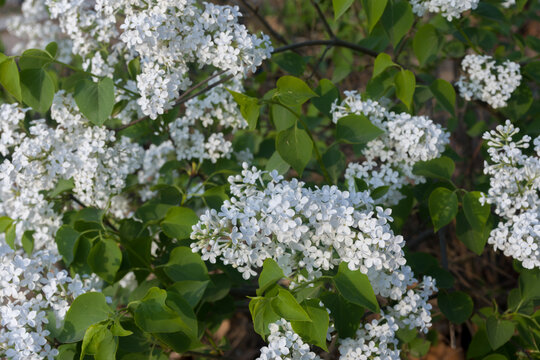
[228,90,260,130]
[524,61,540,83]
[456,210,489,255]
[5,223,15,250]
[413,24,439,66]
[273,52,306,76]
[265,151,290,175]
[0,57,22,101]
[270,102,298,131]
[271,288,311,322]
[88,237,122,283]
[275,76,318,107]
[46,42,58,58]
[395,69,416,109]
[110,320,133,337]
[58,292,112,343]
[438,291,473,324]
[333,262,379,313]
[429,187,458,232]
[250,297,280,338]
[320,292,364,338]
[19,49,53,70]
[48,178,75,198]
[160,206,198,240]
[463,191,490,231]
[333,0,354,19]
[519,269,540,303]
[381,0,414,48]
[74,77,115,126]
[486,316,515,350]
[502,84,532,120]
[135,202,173,225]
[0,216,13,233]
[361,0,388,33]
[163,246,209,282]
[412,156,455,180]
[336,114,384,144]
[291,299,329,351]
[372,53,398,79]
[430,79,456,115]
[323,143,346,184]
[482,355,508,360]
[54,225,80,266]
[168,280,210,308]
[276,125,313,176]
[21,230,34,254]
[134,287,196,334]
[20,68,55,113]
[312,79,339,118]
[257,258,284,296]
[467,327,492,359]
[80,323,117,360]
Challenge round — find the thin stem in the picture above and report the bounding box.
[310,0,335,39]
[273,38,378,58]
[235,0,289,45]
[267,100,333,184]
[453,21,482,54]
[116,73,234,132]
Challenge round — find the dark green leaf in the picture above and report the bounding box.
[257,258,284,296]
[168,280,209,308]
[519,269,540,303]
[291,299,329,351]
[320,292,364,338]
[275,76,318,107]
[312,79,339,118]
[160,206,198,239]
[413,156,455,180]
[21,230,34,254]
[430,79,456,115]
[19,49,53,70]
[88,237,122,283]
[486,316,515,350]
[163,246,209,282]
[58,292,112,343]
[438,291,473,324]
[74,77,115,126]
[429,187,458,231]
[250,297,280,338]
[456,211,489,255]
[361,0,388,33]
[271,288,311,322]
[55,225,80,266]
[381,0,414,48]
[395,69,416,109]
[413,24,439,66]
[276,125,313,176]
[336,114,384,144]
[463,191,490,231]
[273,52,306,76]
[265,151,290,175]
[228,90,260,130]
[333,262,379,313]
[20,68,55,113]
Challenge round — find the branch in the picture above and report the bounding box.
[310,0,335,39]
[273,39,378,58]
[116,73,234,132]
[235,0,289,45]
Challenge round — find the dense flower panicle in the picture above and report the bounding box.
[331,91,449,206]
[257,319,322,360]
[192,164,436,356]
[0,243,100,360]
[0,93,143,250]
[456,54,521,109]
[481,121,540,269]
[0,104,27,157]
[409,0,480,20]
[44,0,272,119]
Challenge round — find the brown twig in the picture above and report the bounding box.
[273,39,378,58]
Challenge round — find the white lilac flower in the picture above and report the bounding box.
[257,319,322,360]
[0,93,143,251]
[331,91,449,206]
[481,121,540,269]
[409,0,480,20]
[45,0,272,119]
[456,54,521,109]
[0,243,100,360]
